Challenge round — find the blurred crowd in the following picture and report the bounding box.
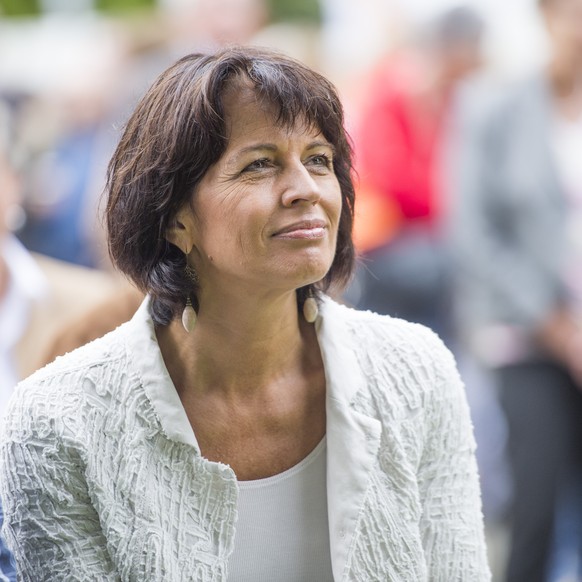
[1,0,582,580]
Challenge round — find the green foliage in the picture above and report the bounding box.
[95,0,154,13]
[267,0,320,24]
[0,0,40,17]
[0,0,317,21]
[0,0,154,17]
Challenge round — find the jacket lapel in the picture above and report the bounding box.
[316,299,382,582]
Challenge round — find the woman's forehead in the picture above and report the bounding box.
[222,86,322,143]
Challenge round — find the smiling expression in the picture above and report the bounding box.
[179,82,342,299]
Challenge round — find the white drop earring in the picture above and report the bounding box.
[303,294,319,323]
[182,296,197,332]
[182,264,199,333]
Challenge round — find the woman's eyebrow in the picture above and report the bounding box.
[235,140,335,156]
[236,143,278,156]
[306,140,336,153]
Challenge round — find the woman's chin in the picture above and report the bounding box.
[284,263,332,290]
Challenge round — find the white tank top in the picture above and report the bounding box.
[227,437,334,581]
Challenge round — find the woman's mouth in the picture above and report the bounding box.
[272,219,327,239]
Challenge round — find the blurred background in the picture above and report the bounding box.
[1,0,581,581]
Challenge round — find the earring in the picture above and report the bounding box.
[182,296,197,333]
[302,293,319,323]
[185,265,199,284]
[182,264,199,333]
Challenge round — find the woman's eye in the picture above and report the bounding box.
[308,154,332,168]
[242,158,271,172]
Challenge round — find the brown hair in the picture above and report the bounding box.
[106,46,355,326]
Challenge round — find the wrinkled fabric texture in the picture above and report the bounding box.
[0,296,490,582]
[0,500,16,582]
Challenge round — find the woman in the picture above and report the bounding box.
[0,47,490,581]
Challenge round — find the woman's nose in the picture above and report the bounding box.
[280,163,322,207]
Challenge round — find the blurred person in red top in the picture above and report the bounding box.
[347,4,484,341]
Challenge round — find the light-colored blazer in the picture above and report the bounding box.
[450,75,568,344]
[0,296,490,581]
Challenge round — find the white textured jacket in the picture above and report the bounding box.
[0,297,490,581]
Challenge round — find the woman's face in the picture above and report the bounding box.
[180,83,342,299]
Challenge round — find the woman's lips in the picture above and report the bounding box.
[272,220,327,239]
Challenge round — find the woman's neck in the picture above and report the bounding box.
[157,291,320,400]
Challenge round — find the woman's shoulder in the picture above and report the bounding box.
[324,298,457,387]
[326,300,465,421]
[2,325,132,441]
[25,322,130,386]
[326,297,447,350]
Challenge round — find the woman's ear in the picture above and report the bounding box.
[166,205,196,255]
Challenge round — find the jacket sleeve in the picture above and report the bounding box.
[0,382,120,582]
[0,500,16,582]
[417,335,491,581]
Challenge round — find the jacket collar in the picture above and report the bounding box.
[125,296,199,449]
[316,298,382,582]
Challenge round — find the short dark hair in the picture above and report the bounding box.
[106,46,355,326]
